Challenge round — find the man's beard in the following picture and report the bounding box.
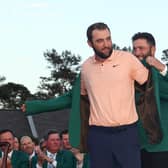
[141,49,152,68]
[93,47,113,59]
[141,48,152,60]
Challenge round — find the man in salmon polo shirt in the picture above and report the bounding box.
[80,22,148,168]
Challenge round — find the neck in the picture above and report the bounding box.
[95,55,106,62]
[48,150,58,154]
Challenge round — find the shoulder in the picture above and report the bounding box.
[60,149,73,155]
[113,50,141,67]
[82,56,94,68]
[12,150,29,159]
[59,149,74,159]
[113,50,135,59]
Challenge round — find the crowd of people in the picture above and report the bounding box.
[0,128,88,168]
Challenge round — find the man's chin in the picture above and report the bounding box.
[97,55,110,59]
[136,56,144,60]
[97,52,112,59]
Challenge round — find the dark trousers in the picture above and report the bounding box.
[87,123,141,168]
[141,149,168,168]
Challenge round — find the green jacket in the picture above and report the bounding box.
[31,150,77,168]
[137,66,168,152]
[0,150,29,168]
[25,67,168,152]
[25,76,80,148]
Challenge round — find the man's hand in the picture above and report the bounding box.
[70,148,84,163]
[21,104,26,112]
[0,158,12,168]
[35,147,53,166]
[146,56,166,72]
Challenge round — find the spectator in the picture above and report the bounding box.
[0,129,29,168]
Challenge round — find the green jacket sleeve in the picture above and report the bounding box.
[68,75,81,148]
[159,65,168,100]
[25,91,72,116]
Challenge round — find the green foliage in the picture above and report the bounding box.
[36,49,81,99]
[161,49,168,63]
[0,82,33,109]
[113,44,132,52]
[0,76,6,83]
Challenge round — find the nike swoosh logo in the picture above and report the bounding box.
[112,64,119,67]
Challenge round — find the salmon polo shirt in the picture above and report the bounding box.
[81,50,148,127]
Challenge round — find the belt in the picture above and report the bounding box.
[89,122,137,133]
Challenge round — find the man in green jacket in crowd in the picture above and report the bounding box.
[31,129,77,168]
[0,129,29,168]
[23,32,168,168]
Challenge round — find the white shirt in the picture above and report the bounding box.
[36,150,57,168]
[47,151,57,167]
[1,150,13,160]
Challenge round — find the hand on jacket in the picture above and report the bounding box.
[21,104,26,112]
[146,56,166,72]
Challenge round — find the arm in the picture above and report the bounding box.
[70,148,84,168]
[146,57,168,99]
[146,56,168,77]
[25,91,72,116]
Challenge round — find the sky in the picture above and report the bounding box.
[0,0,167,93]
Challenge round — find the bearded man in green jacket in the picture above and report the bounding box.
[132,32,168,168]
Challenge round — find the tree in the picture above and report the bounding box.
[36,49,81,99]
[113,44,132,52]
[0,82,33,109]
[0,76,6,83]
[122,46,132,52]
[161,49,168,63]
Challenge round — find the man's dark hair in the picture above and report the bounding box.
[60,129,68,139]
[0,129,15,138]
[87,22,110,42]
[132,32,156,46]
[43,129,59,141]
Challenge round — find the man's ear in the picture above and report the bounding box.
[151,46,156,57]
[87,40,92,48]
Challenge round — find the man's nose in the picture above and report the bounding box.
[133,49,140,57]
[103,39,110,47]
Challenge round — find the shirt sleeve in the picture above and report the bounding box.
[160,64,168,76]
[130,55,149,85]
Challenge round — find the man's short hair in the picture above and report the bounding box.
[87,22,110,42]
[132,32,156,46]
[0,129,15,138]
[43,129,59,141]
[60,129,69,139]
